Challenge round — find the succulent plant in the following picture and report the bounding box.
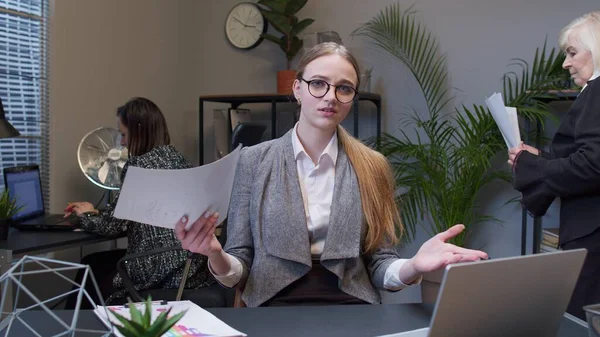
[108,296,186,337]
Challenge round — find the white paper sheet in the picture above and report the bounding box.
[484,92,521,149]
[113,145,241,229]
[506,106,520,146]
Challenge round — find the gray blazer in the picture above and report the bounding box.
[224,130,401,307]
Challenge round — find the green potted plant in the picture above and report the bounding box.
[257,0,314,94]
[0,189,22,240]
[108,296,186,337]
[352,3,568,302]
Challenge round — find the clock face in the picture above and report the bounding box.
[225,3,267,50]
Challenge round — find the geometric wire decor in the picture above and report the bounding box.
[0,255,112,336]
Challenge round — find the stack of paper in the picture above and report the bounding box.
[113,145,242,230]
[484,92,521,149]
[94,300,246,337]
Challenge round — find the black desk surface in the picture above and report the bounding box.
[0,227,121,255]
[0,304,589,337]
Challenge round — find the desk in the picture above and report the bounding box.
[0,304,589,337]
[0,228,123,317]
[198,93,382,165]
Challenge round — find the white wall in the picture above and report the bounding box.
[46,0,597,303]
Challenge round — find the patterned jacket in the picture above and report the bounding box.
[79,145,214,303]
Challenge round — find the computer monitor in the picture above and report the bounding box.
[3,165,45,221]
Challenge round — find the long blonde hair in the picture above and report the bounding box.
[296,43,403,253]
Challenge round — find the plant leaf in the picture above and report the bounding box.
[502,37,569,126]
[114,325,142,337]
[257,0,286,13]
[261,33,284,47]
[286,36,303,61]
[351,3,453,125]
[126,301,143,325]
[284,0,308,15]
[260,10,292,35]
[142,296,153,328]
[147,310,187,337]
[144,309,171,337]
[290,18,314,37]
[109,310,147,337]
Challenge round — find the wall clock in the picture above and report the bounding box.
[225,2,268,50]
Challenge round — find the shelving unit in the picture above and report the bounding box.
[198,93,382,165]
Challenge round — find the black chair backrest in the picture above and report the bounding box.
[220,123,266,249]
[231,122,266,151]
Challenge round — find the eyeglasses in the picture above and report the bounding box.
[301,78,358,104]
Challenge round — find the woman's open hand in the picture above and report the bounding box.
[409,224,488,275]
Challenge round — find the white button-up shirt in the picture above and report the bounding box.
[581,69,600,92]
[292,123,337,258]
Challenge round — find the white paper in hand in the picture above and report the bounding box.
[506,106,521,146]
[484,92,521,149]
[113,145,242,229]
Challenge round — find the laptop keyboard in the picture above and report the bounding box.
[43,214,68,223]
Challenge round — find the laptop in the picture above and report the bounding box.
[3,165,76,230]
[389,249,587,337]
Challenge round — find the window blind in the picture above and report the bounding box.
[0,0,49,209]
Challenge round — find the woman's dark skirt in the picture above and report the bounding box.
[262,260,368,307]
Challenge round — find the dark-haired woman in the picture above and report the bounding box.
[65,97,212,308]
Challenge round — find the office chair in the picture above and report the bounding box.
[230,122,267,150]
[116,246,235,307]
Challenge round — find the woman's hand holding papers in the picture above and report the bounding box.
[508,142,540,166]
[175,212,232,276]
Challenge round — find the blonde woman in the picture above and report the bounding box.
[177,42,487,307]
[508,11,600,319]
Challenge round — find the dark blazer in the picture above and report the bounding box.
[223,130,401,307]
[513,76,600,245]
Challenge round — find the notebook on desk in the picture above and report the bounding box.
[3,165,76,230]
[383,249,587,337]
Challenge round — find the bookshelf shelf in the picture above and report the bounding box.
[198,93,382,165]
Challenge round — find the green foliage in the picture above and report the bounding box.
[502,39,570,128]
[108,296,186,337]
[257,0,314,69]
[352,3,568,246]
[0,189,22,220]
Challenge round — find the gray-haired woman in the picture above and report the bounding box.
[508,11,600,319]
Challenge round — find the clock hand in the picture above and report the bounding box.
[233,16,258,29]
[232,17,247,26]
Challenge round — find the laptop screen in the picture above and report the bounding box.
[5,167,44,220]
